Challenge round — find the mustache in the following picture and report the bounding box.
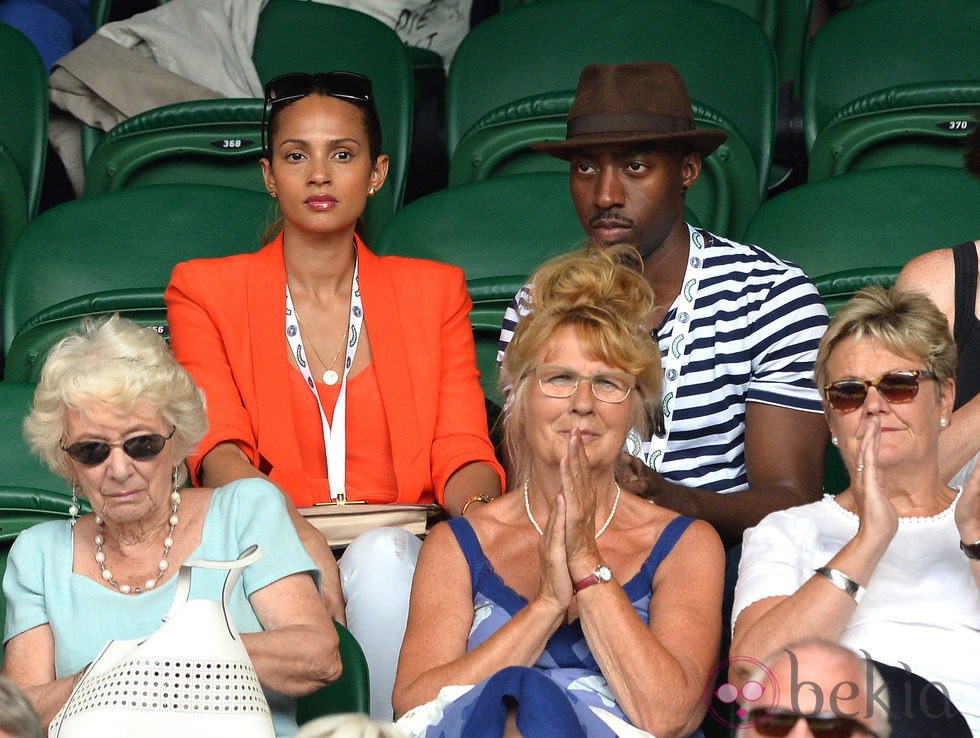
[588,210,633,229]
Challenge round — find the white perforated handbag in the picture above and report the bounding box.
[48,545,276,738]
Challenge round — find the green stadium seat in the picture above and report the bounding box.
[802,0,980,179]
[493,0,810,91]
[2,184,271,375]
[743,165,980,291]
[0,144,29,283]
[296,622,372,720]
[807,82,980,180]
[4,289,172,383]
[0,22,47,226]
[0,382,70,496]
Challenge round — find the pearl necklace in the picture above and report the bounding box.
[523,480,621,539]
[95,490,180,595]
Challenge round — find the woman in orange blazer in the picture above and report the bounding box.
[165,72,504,719]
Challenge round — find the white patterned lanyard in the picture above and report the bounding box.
[284,248,364,502]
[643,225,704,470]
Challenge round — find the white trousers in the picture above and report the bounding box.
[338,527,422,720]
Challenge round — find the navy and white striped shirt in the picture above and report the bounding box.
[497,228,828,495]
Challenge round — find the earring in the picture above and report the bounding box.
[831,436,839,447]
[940,418,948,428]
[68,482,79,527]
[368,187,376,196]
[269,190,277,198]
[681,185,688,194]
[172,465,181,493]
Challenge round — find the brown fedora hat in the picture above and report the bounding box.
[531,61,728,160]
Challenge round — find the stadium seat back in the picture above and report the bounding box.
[802,0,980,150]
[743,166,980,287]
[807,82,980,180]
[2,184,272,363]
[0,23,48,221]
[296,622,371,720]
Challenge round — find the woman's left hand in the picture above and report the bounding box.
[852,414,899,543]
[537,493,575,610]
[559,430,601,566]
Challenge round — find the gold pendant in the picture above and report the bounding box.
[323,370,340,385]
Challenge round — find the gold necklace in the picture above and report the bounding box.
[295,311,349,385]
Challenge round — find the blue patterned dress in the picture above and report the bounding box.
[422,515,702,738]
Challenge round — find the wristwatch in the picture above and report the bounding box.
[573,563,612,593]
[960,539,980,560]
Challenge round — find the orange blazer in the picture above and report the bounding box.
[165,235,504,507]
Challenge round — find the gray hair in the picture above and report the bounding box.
[741,638,890,738]
[23,314,207,483]
[0,676,42,738]
[294,713,407,738]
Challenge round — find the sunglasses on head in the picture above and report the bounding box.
[61,427,177,466]
[823,369,937,413]
[261,71,374,154]
[749,708,880,738]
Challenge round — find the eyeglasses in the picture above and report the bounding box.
[261,71,374,154]
[823,370,937,413]
[531,365,635,404]
[748,708,880,738]
[61,427,177,466]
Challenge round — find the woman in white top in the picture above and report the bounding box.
[730,286,980,733]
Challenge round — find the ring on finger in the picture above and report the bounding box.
[856,464,865,473]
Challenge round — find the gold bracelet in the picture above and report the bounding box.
[461,494,492,515]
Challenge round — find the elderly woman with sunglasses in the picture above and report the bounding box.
[2,316,339,736]
[393,248,724,738]
[730,287,980,733]
[165,71,503,718]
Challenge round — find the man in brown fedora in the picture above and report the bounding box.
[498,61,829,551]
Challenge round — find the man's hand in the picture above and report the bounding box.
[616,452,660,499]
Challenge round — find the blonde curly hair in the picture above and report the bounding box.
[500,245,662,484]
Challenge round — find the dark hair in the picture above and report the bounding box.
[265,79,383,162]
[0,676,42,738]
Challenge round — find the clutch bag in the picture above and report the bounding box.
[299,502,444,548]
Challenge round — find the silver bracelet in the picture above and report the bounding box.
[813,566,866,604]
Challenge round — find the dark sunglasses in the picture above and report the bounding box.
[261,71,374,154]
[824,369,937,413]
[61,427,177,466]
[749,708,880,738]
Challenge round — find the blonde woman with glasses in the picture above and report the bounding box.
[394,248,723,738]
